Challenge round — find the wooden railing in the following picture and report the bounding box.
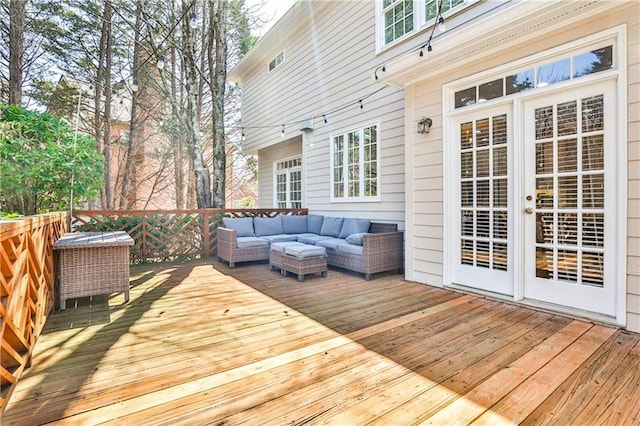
[0,208,307,412]
[0,212,69,412]
[71,209,309,263]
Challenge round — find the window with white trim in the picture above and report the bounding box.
[331,124,379,201]
[379,0,470,48]
[268,51,285,73]
[274,157,302,208]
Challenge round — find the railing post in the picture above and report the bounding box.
[203,211,210,258]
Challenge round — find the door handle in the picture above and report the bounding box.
[525,207,534,215]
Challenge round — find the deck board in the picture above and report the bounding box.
[3,259,640,425]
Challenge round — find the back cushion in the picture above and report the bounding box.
[320,216,344,237]
[254,216,284,236]
[339,218,371,239]
[307,214,324,234]
[281,215,308,234]
[222,217,255,237]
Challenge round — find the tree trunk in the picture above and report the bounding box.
[8,0,25,106]
[182,0,211,208]
[209,0,227,208]
[101,0,114,209]
[119,0,143,209]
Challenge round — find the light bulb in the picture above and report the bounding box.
[427,44,433,57]
[438,16,446,32]
[281,124,285,138]
[131,79,139,92]
[157,55,165,70]
[189,12,198,29]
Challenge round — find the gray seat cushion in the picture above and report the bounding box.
[297,234,332,245]
[315,237,349,252]
[270,241,307,253]
[284,245,327,259]
[236,237,269,248]
[338,243,364,256]
[261,234,299,243]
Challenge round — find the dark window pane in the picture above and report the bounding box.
[479,78,503,102]
[455,87,476,108]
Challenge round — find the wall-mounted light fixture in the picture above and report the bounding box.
[417,117,433,134]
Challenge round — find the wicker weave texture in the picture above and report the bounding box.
[216,222,403,279]
[56,246,130,309]
[282,254,328,282]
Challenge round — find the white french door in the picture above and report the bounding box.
[450,106,513,296]
[522,80,617,316]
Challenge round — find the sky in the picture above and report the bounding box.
[247,0,296,36]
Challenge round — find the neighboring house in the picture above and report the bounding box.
[228,0,639,333]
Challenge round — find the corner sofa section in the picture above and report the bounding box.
[216,214,403,280]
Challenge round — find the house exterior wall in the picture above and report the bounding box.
[402,2,640,331]
[257,136,302,208]
[230,1,407,224]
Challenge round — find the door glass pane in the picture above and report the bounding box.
[532,94,605,287]
[459,114,508,270]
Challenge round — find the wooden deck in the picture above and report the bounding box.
[3,259,640,425]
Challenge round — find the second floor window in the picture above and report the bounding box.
[425,0,464,21]
[331,124,379,201]
[383,0,414,45]
[269,51,285,73]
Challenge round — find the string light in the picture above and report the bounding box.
[281,124,285,137]
[419,48,424,57]
[323,115,327,124]
[189,12,198,29]
[427,44,433,56]
[241,128,246,141]
[359,100,363,110]
[131,79,139,92]
[156,55,165,70]
[438,16,446,32]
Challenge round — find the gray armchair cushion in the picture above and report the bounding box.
[282,215,308,234]
[320,216,344,237]
[307,214,324,234]
[236,237,269,248]
[222,217,255,237]
[254,216,283,236]
[339,218,371,239]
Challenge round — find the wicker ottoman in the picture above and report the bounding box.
[53,232,134,310]
[270,242,307,274]
[281,244,328,282]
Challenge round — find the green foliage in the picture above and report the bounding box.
[0,104,104,215]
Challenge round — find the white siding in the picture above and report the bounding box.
[404,2,640,330]
[234,1,407,224]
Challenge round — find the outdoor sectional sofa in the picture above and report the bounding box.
[216,214,404,280]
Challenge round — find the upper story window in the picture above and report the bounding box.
[268,51,285,73]
[383,0,414,45]
[331,124,380,201]
[425,0,464,21]
[379,0,470,48]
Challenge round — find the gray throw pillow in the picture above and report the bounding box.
[320,216,344,237]
[254,216,284,236]
[307,214,324,234]
[339,218,371,239]
[222,217,255,237]
[345,232,367,246]
[281,215,308,234]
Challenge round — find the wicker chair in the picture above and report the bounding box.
[216,227,270,268]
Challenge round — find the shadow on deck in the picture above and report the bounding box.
[3,259,640,425]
